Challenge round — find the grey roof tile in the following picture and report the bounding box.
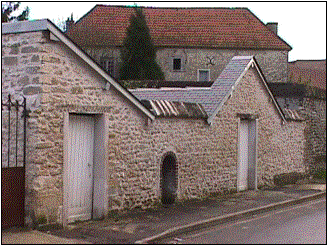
[130,56,253,117]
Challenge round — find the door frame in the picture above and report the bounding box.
[237,118,258,192]
[63,112,107,226]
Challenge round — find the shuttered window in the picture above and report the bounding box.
[173,58,182,71]
[100,57,115,77]
[198,69,210,82]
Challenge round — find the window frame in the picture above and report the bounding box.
[171,56,186,72]
[173,58,182,71]
[197,69,210,82]
[99,57,115,77]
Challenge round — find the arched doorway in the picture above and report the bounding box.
[161,153,177,205]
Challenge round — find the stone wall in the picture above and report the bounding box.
[27,31,151,225]
[2,30,304,227]
[2,30,148,225]
[275,95,326,174]
[106,66,306,209]
[2,31,47,226]
[83,46,288,84]
[300,98,326,172]
[206,67,306,187]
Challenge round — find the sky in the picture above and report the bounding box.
[15,1,327,62]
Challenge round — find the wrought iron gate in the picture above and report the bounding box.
[1,94,27,229]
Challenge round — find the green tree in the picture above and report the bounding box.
[119,7,164,83]
[2,2,29,23]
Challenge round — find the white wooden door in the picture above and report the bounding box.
[238,120,249,191]
[247,120,257,190]
[67,114,94,223]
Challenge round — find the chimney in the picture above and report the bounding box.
[65,13,75,32]
[266,22,278,35]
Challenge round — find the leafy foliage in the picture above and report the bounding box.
[313,168,326,180]
[273,172,303,187]
[119,7,164,82]
[119,80,149,89]
[313,155,326,181]
[2,2,29,23]
[305,85,326,99]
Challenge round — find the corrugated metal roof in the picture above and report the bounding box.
[282,108,305,121]
[141,100,208,119]
[131,56,289,122]
[131,56,253,117]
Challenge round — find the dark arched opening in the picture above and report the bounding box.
[161,153,177,206]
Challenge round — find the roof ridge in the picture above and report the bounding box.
[95,4,248,10]
[232,55,254,60]
[130,86,210,92]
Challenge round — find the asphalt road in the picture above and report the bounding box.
[164,198,326,244]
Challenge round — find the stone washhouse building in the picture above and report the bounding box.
[1,19,307,227]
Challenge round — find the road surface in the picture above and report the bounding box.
[164,198,326,244]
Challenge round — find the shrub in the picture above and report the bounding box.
[313,168,326,180]
[315,155,326,164]
[273,172,303,187]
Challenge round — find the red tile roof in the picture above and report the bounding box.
[288,60,326,90]
[66,5,291,50]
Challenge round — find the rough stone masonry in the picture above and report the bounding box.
[2,28,306,227]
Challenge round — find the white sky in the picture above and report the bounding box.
[17,1,326,62]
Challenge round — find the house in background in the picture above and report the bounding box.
[288,59,326,90]
[66,5,291,84]
[2,19,305,228]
